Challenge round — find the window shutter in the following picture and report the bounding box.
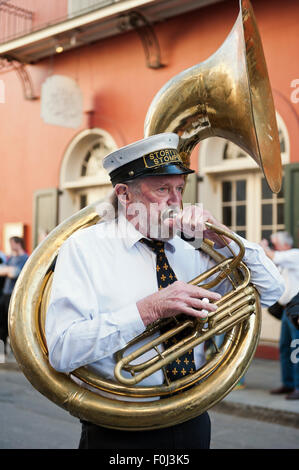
[284,163,299,247]
[33,188,58,249]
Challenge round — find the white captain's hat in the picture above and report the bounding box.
[103,132,194,186]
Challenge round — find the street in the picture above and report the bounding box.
[0,367,298,450]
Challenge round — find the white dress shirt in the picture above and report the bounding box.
[272,249,299,305]
[45,213,284,392]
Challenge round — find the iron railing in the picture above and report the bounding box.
[0,0,123,44]
[0,1,34,43]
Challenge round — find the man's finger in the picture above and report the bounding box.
[181,306,211,319]
[188,297,218,312]
[185,284,221,301]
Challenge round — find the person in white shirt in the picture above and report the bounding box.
[46,133,284,449]
[260,232,299,400]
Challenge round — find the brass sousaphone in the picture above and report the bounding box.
[8,0,282,431]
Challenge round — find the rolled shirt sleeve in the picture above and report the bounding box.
[215,234,285,307]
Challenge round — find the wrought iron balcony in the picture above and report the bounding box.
[0,1,34,43]
[0,0,123,45]
[0,0,221,63]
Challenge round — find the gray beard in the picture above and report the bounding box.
[147,221,177,241]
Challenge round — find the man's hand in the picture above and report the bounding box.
[0,266,14,277]
[259,239,275,260]
[0,266,7,277]
[201,209,232,247]
[137,280,221,326]
[173,206,232,248]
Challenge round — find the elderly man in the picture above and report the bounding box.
[46,133,284,449]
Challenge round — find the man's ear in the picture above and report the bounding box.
[114,184,131,207]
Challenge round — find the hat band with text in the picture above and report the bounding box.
[143,148,182,168]
[109,148,192,185]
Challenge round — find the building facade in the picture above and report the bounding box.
[0,0,298,355]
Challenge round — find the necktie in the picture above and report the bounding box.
[140,238,195,383]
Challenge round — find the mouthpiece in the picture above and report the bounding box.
[161,206,180,221]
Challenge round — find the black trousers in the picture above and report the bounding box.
[78,412,211,449]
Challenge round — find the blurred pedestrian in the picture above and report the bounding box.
[0,250,6,264]
[286,291,299,330]
[0,236,28,356]
[260,231,299,400]
[0,249,7,296]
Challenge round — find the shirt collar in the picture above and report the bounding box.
[117,212,176,253]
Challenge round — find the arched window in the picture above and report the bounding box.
[59,128,117,220]
[81,138,112,178]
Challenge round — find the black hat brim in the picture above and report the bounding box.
[143,163,194,177]
[111,162,194,185]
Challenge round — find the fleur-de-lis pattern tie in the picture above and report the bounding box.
[140,238,195,382]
